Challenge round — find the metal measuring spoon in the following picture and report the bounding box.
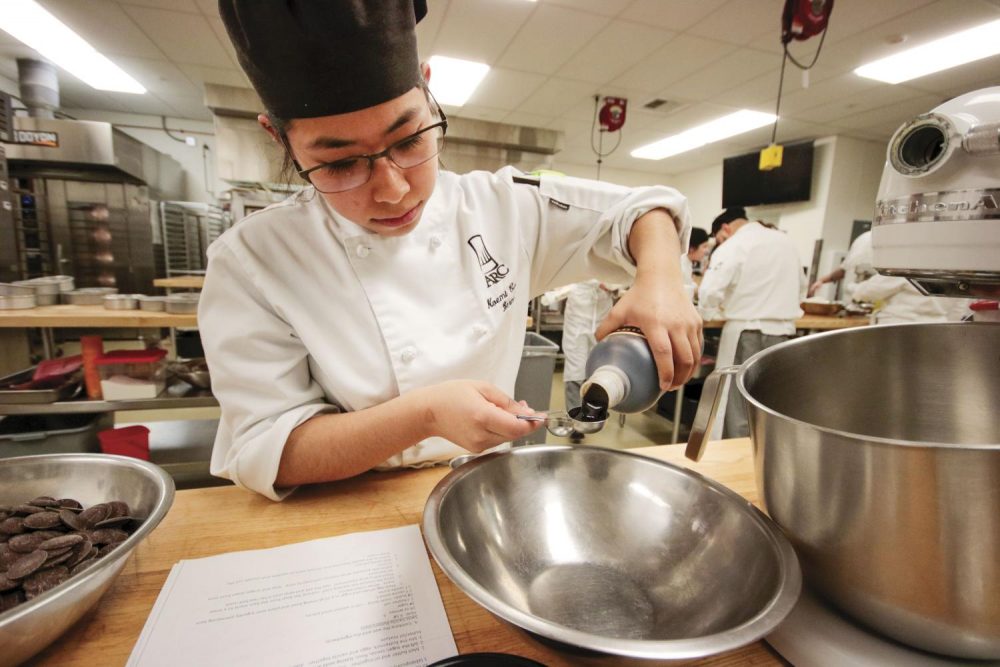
[517,410,606,437]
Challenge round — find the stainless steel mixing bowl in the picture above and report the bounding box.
[423,445,800,664]
[688,322,1000,659]
[0,454,175,666]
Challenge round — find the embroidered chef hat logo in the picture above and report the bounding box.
[467,234,509,287]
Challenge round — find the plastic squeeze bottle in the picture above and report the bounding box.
[579,326,662,419]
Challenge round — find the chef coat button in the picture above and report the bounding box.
[356,244,370,258]
[472,324,488,338]
[401,347,417,363]
[429,235,441,249]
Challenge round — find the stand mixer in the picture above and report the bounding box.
[873,87,1000,298]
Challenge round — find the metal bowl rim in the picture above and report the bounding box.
[736,322,1000,450]
[0,453,175,627]
[422,444,802,660]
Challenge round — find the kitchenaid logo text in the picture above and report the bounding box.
[875,188,1000,225]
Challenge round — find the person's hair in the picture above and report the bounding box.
[266,78,438,188]
[710,207,747,236]
[688,227,709,251]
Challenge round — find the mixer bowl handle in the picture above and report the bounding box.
[685,366,740,461]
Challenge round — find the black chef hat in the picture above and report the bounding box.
[219,0,428,120]
[711,207,747,236]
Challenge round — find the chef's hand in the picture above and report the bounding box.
[807,279,824,298]
[596,278,702,392]
[420,380,540,452]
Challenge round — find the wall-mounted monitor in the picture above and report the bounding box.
[722,141,814,207]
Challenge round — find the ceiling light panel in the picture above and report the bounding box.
[428,55,490,106]
[854,19,1000,84]
[631,110,777,160]
[0,0,145,94]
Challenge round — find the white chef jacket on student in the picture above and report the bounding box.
[199,166,690,500]
[839,231,873,300]
[696,221,805,439]
[851,274,970,324]
[561,281,616,383]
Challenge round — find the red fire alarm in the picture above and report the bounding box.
[598,97,627,132]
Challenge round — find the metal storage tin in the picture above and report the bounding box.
[62,288,118,306]
[164,293,199,314]
[0,283,37,310]
[138,296,166,311]
[103,294,142,310]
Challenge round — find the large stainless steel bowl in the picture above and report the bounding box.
[0,454,174,666]
[689,322,1000,659]
[423,445,801,664]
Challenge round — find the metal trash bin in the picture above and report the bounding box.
[513,332,559,446]
[0,413,114,458]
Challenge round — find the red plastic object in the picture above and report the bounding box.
[32,355,83,382]
[80,336,104,399]
[93,349,168,366]
[97,425,151,460]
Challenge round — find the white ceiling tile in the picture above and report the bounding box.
[194,0,219,18]
[827,93,944,130]
[516,77,596,117]
[206,17,241,69]
[122,5,233,68]
[176,63,249,90]
[432,0,535,63]
[822,0,936,44]
[452,105,509,123]
[555,20,675,84]
[621,0,728,31]
[791,85,926,125]
[165,94,213,120]
[641,102,740,135]
[417,0,450,59]
[666,49,780,102]
[773,73,880,115]
[496,5,606,75]
[615,34,738,93]
[39,0,162,59]
[687,0,786,47]
[710,71,782,109]
[467,68,547,110]
[114,56,201,97]
[544,0,632,18]
[117,0,200,12]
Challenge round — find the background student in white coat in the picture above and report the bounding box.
[542,280,619,443]
[697,207,806,439]
[201,0,702,500]
[808,230,874,299]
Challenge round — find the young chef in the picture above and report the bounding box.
[203,0,701,500]
[697,208,806,439]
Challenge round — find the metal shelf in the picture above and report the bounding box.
[0,381,217,415]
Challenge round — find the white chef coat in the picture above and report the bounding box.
[696,221,805,439]
[840,231,873,300]
[679,254,697,302]
[199,166,690,499]
[851,274,971,324]
[561,281,616,383]
[697,221,806,332]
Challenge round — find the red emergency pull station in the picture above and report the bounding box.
[598,97,627,132]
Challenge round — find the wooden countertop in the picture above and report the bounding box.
[702,314,869,330]
[152,276,204,290]
[0,305,197,328]
[31,438,785,667]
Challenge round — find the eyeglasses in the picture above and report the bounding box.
[292,118,448,194]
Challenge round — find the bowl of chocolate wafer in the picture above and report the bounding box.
[0,454,174,666]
